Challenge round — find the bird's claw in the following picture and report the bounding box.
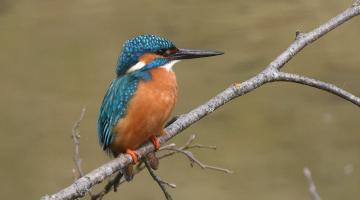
[126,149,138,164]
[150,135,161,151]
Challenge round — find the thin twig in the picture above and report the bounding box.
[163,147,233,174]
[303,167,322,200]
[144,159,174,200]
[158,134,232,173]
[158,134,217,160]
[71,107,86,178]
[70,107,94,198]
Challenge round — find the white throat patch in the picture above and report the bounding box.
[160,60,180,71]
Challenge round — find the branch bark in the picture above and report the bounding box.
[144,159,174,200]
[275,72,360,105]
[41,2,360,200]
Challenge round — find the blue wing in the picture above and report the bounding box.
[97,75,139,150]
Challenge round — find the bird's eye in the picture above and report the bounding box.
[156,48,178,56]
[156,49,166,55]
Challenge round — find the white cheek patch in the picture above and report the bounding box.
[126,61,146,74]
[160,60,180,71]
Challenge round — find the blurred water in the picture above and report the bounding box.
[0,0,359,199]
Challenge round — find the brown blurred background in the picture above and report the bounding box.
[0,0,359,199]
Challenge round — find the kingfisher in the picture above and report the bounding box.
[97,34,223,179]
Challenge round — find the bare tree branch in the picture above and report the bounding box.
[71,107,87,179]
[275,72,360,105]
[70,107,94,198]
[160,141,233,174]
[267,4,360,72]
[158,134,217,160]
[303,167,322,200]
[41,2,360,200]
[144,159,174,200]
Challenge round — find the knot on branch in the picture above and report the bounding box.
[295,31,306,40]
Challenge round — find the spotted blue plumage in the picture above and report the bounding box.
[97,35,176,152]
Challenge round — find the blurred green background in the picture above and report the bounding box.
[0,0,359,199]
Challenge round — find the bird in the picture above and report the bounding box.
[97,34,223,179]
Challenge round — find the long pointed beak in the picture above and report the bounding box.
[169,48,224,60]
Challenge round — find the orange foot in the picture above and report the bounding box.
[126,149,138,164]
[150,135,161,151]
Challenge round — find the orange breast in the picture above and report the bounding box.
[111,67,177,155]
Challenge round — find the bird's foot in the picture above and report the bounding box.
[150,135,161,151]
[126,149,138,164]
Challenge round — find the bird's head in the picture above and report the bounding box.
[115,34,223,76]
